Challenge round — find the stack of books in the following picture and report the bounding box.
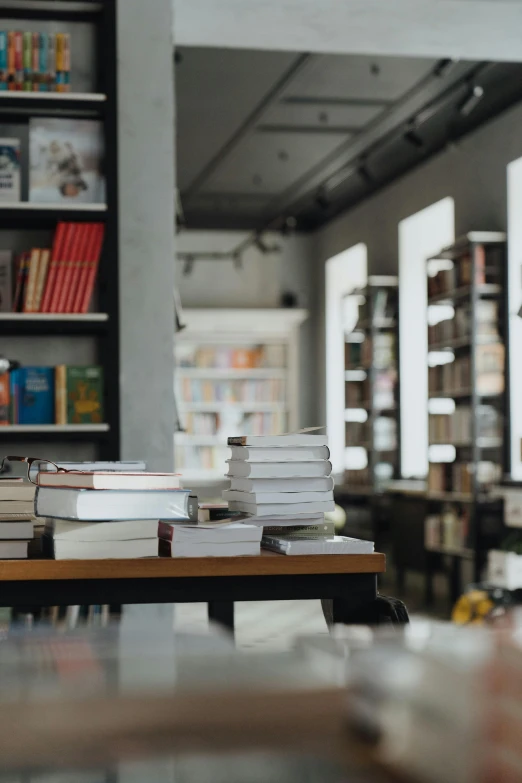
[223,433,374,555]
[159,502,262,557]
[0,478,35,558]
[36,471,197,559]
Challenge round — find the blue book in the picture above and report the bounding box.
[0,32,7,91]
[39,33,48,92]
[16,367,54,425]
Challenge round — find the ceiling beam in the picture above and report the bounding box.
[173,0,522,63]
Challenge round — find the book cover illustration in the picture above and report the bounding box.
[0,138,20,201]
[29,118,105,203]
[13,367,54,425]
[66,366,104,424]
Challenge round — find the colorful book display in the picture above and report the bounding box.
[0,31,70,92]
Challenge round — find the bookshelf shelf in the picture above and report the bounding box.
[0,423,110,440]
[0,313,109,336]
[428,390,503,400]
[0,92,107,119]
[427,283,501,305]
[177,368,287,379]
[0,1,103,22]
[0,203,108,227]
[178,402,287,413]
[427,335,499,352]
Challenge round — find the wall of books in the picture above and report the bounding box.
[174,308,308,483]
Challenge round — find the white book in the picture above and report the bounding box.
[229,477,334,493]
[0,540,29,558]
[48,537,158,560]
[227,461,333,479]
[0,500,35,513]
[38,471,181,491]
[228,435,328,447]
[35,487,197,522]
[229,500,335,516]
[0,520,33,539]
[46,518,160,542]
[161,540,260,558]
[223,489,334,504]
[32,460,147,480]
[228,446,330,462]
[0,481,35,501]
[234,513,326,527]
[261,535,375,555]
[158,522,262,545]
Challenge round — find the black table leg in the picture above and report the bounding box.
[208,601,235,634]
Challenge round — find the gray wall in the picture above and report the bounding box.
[313,99,522,423]
[177,229,318,428]
[118,0,177,471]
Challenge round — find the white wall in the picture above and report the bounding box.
[176,229,318,427]
[314,99,522,427]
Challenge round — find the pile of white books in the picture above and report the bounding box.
[0,479,36,559]
[37,470,197,559]
[223,433,374,555]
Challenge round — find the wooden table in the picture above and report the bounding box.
[0,547,386,632]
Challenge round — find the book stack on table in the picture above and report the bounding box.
[0,479,36,558]
[36,470,198,559]
[159,503,262,557]
[223,433,374,555]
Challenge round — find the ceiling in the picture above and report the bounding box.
[176,48,522,232]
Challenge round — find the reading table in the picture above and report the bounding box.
[0,546,386,632]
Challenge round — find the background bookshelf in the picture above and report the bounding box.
[424,232,507,598]
[174,308,308,488]
[0,0,119,461]
[342,276,399,494]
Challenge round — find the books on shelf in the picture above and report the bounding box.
[0,138,20,200]
[261,535,374,556]
[180,378,285,404]
[177,343,286,370]
[428,345,504,396]
[0,31,70,92]
[427,243,503,298]
[29,118,105,203]
[428,461,501,494]
[159,521,262,558]
[429,405,502,444]
[10,366,54,424]
[55,365,104,424]
[35,486,198,521]
[425,507,470,552]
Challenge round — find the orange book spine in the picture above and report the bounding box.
[80,224,105,313]
[7,31,15,91]
[0,373,9,424]
[44,222,71,313]
[57,223,84,313]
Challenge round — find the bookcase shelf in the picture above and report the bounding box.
[0,313,109,335]
[178,402,288,413]
[177,368,287,380]
[343,276,399,493]
[0,1,103,22]
[0,423,109,440]
[0,92,107,119]
[425,232,507,596]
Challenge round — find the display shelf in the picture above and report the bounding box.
[0,313,109,336]
[427,283,501,305]
[0,91,107,119]
[0,0,102,21]
[0,424,109,440]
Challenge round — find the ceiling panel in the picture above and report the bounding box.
[201,129,350,196]
[176,47,298,191]
[283,54,437,102]
[261,100,385,130]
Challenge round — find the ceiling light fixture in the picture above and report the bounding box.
[459,84,484,117]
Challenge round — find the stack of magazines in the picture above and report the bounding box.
[223,432,374,555]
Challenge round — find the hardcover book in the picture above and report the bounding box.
[11,367,54,425]
[55,365,104,424]
[29,118,105,203]
[0,138,20,201]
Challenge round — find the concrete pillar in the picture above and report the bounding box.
[117,0,176,471]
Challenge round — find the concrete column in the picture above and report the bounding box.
[117,0,176,471]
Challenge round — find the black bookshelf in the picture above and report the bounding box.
[0,0,120,460]
[424,232,507,599]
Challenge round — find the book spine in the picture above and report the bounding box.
[63,32,70,92]
[47,33,55,91]
[9,369,18,424]
[23,248,40,313]
[0,252,12,312]
[0,373,9,425]
[22,31,31,90]
[31,32,39,91]
[47,222,73,313]
[79,223,105,313]
[0,32,7,90]
[72,223,94,313]
[56,222,81,313]
[40,222,65,312]
[14,31,22,91]
[63,223,88,312]
[7,31,15,90]
[158,521,174,541]
[33,248,50,312]
[37,33,46,91]
[55,365,67,425]
[55,32,64,92]
[262,523,335,538]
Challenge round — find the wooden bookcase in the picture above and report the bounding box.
[0,0,119,460]
[174,308,308,487]
[342,276,399,495]
[424,232,507,594]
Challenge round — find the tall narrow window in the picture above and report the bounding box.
[398,198,455,479]
[325,243,367,475]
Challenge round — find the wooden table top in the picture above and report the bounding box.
[0,550,386,581]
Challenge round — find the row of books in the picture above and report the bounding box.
[425,507,470,552]
[427,244,503,297]
[345,417,397,450]
[181,411,287,437]
[428,301,499,345]
[356,287,396,323]
[428,461,501,494]
[345,333,396,369]
[0,31,70,92]
[428,347,505,396]
[0,365,103,425]
[345,371,396,409]
[177,343,286,370]
[178,378,285,404]
[429,405,502,444]
[0,222,104,314]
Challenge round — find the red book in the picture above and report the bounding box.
[79,224,105,313]
[48,223,76,312]
[72,223,95,313]
[14,32,22,91]
[64,223,91,313]
[57,223,86,312]
[41,222,67,312]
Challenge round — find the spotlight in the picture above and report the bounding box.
[459,85,484,117]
